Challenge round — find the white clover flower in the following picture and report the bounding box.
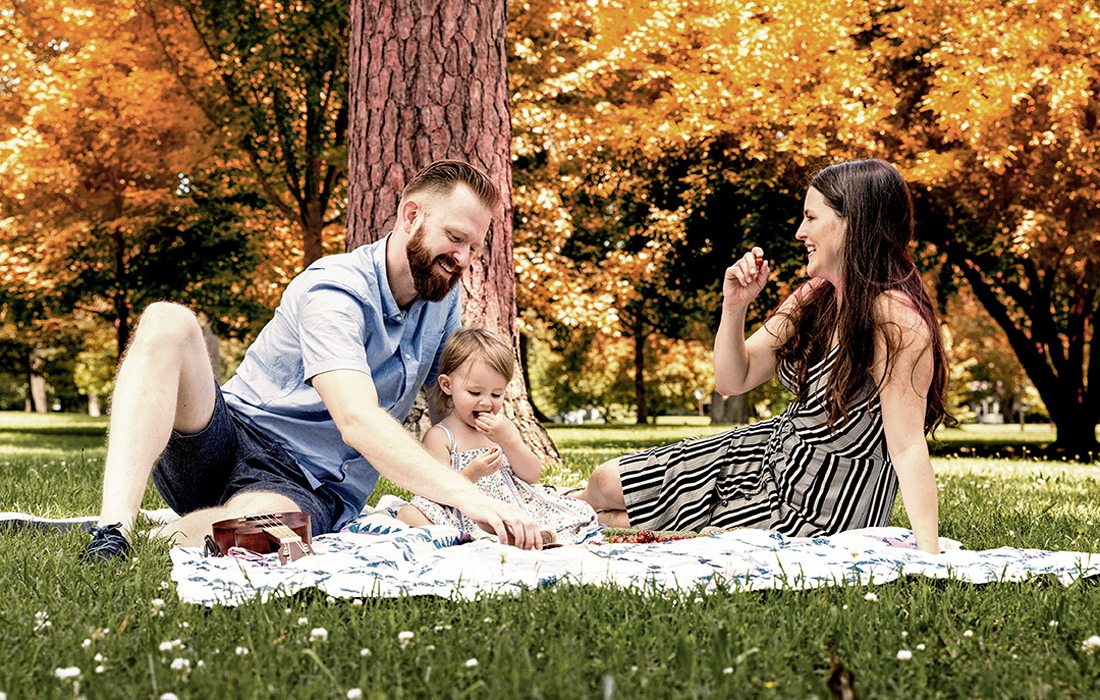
[160,581,170,590]
[196,660,205,668]
[54,667,82,681]
[95,665,105,674]
[482,617,493,623]
[152,598,166,611]
[722,667,733,675]
[359,648,371,657]
[963,630,973,638]
[297,617,309,626]
[694,597,704,604]
[159,693,179,700]
[327,596,336,604]
[94,654,105,663]
[352,599,363,606]
[310,628,329,643]
[347,689,364,700]
[158,640,183,653]
[1049,620,1059,628]
[170,658,190,673]
[1082,635,1100,652]
[1,691,7,700]
[864,592,879,602]
[425,644,436,652]
[465,658,479,668]
[179,622,190,629]
[81,639,92,649]
[896,649,912,661]
[34,611,52,633]
[234,646,250,656]
[900,631,908,638]
[916,644,926,651]
[397,631,414,649]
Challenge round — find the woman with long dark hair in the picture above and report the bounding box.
[576,159,951,554]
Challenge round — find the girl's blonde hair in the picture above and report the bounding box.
[431,327,515,415]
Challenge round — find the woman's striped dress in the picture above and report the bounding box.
[618,347,899,536]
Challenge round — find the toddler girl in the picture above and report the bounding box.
[397,327,599,544]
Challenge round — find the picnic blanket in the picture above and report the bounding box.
[170,517,1100,606]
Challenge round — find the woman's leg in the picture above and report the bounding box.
[576,458,631,527]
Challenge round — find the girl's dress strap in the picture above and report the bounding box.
[436,423,460,470]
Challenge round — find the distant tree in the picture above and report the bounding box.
[143,0,349,267]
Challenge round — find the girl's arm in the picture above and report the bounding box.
[474,412,542,484]
[421,425,455,467]
[874,292,940,554]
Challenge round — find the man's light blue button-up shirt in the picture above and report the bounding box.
[222,234,461,528]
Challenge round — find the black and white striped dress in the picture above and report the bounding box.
[619,346,899,536]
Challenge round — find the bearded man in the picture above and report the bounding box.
[82,160,542,561]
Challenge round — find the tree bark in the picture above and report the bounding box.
[633,314,648,425]
[710,392,748,425]
[347,0,559,461]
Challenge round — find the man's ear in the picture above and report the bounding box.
[438,373,453,396]
[400,198,421,228]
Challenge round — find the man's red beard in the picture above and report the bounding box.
[407,225,463,301]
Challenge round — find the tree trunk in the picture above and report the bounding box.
[633,315,648,425]
[519,332,550,423]
[25,350,47,413]
[347,0,559,461]
[710,392,748,425]
[88,393,101,417]
[302,200,327,268]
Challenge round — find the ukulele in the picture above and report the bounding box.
[206,512,314,565]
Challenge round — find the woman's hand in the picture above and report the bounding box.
[463,447,504,482]
[722,247,769,309]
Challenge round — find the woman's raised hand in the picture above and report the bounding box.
[722,247,769,308]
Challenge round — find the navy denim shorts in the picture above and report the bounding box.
[151,386,341,536]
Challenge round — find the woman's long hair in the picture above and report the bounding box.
[774,159,952,434]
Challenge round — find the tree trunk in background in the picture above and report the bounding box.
[25,350,47,413]
[710,392,748,425]
[633,315,648,425]
[347,0,559,461]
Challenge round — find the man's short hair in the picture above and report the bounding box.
[401,160,501,212]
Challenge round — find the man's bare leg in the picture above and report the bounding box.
[575,457,632,527]
[156,491,301,547]
[96,302,218,536]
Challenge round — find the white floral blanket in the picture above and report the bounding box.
[169,520,1100,607]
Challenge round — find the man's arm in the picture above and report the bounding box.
[312,369,542,549]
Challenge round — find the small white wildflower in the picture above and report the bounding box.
[151,598,166,611]
[170,658,190,673]
[54,666,82,681]
[94,654,104,663]
[896,649,912,661]
[722,667,734,675]
[297,616,309,626]
[425,644,436,652]
[327,596,336,604]
[916,643,926,651]
[352,599,363,606]
[864,592,879,602]
[234,646,250,656]
[196,660,205,668]
[310,628,329,643]
[158,640,183,653]
[81,639,92,649]
[842,604,849,610]
[434,624,444,632]
[694,597,704,604]
[95,665,105,674]
[465,658,479,668]
[34,611,52,633]
[179,622,190,629]
[160,581,170,590]
[347,689,364,700]
[482,617,493,623]
[159,694,179,700]
[397,631,414,649]
[630,665,638,672]
[963,630,974,638]
[1049,620,1059,628]
[1082,635,1100,652]
[901,630,908,638]
[359,648,371,657]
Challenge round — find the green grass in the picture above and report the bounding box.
[1,412,1099,698]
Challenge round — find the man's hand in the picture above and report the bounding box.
[458,492,543,550]
[474,411,522,447]
[463,446,504,481]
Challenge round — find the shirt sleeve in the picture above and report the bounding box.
[297,281,374,383]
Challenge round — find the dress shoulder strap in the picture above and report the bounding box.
[435,423,460,471]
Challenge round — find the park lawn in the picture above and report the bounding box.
[0,413,1098,698]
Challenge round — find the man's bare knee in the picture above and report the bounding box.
[221,491,300,517]
[130,302,204,355]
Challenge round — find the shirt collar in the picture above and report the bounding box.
[376,232,423,322]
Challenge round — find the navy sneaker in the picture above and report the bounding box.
[82,522,130,562]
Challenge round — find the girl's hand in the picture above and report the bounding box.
[722,247,769,309]
[463,447,504,481]
[474,411,522,447]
